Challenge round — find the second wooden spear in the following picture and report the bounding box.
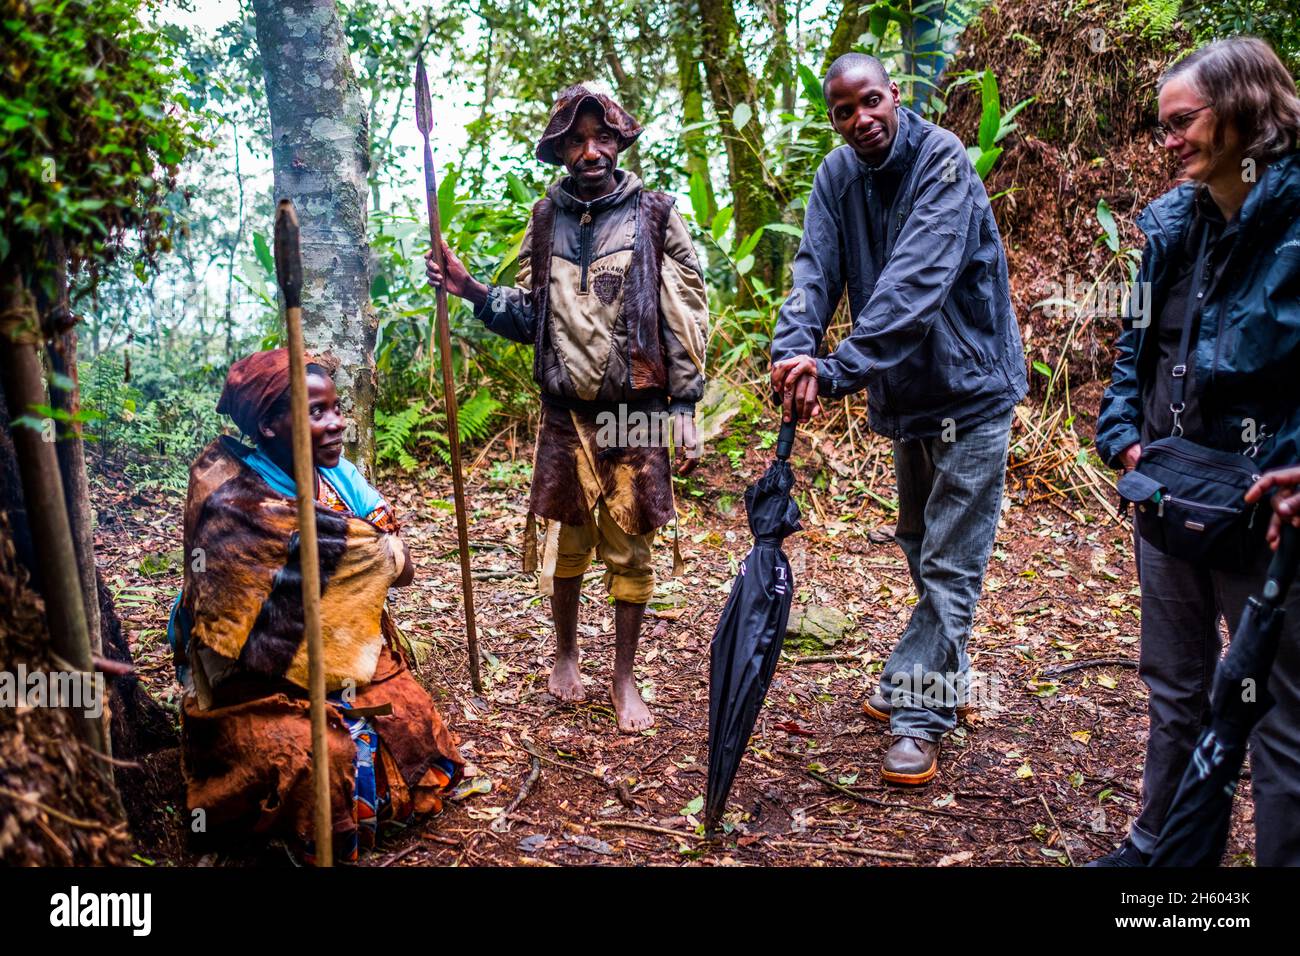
[273,199,332,866]
[415,56,482,694]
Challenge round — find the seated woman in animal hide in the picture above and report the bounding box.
[167,348,462,863]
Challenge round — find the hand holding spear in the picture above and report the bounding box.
[415,56,483,694]
[273,199,332,866]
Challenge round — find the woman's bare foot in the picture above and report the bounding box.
[611,679,654,733]
[548,654,586,701]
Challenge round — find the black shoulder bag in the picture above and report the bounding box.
[1116,222,1268,570]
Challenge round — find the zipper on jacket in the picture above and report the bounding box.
[1148,443,1261,481]
[579,208,593,292]
[940,304,985,365]
[1163,495,1242,514]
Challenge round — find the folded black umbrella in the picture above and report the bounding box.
[1150,524,1300,866]
[705,418,802,831]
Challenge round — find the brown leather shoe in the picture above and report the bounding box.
[882,736,939,785]
[863,692,977,723]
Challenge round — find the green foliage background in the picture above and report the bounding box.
[30,0,1300,492]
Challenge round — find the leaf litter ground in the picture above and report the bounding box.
[94,423,1257,867]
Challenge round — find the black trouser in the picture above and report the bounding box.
[1130,533,1300,865]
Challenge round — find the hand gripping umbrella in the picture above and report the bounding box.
[705,417,803,832]
[1150,523,1300,866]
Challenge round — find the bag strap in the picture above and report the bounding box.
[1169,219,1211,438]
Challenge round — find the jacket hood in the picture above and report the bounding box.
[1137,150,1300,241]
[547,167,643,213]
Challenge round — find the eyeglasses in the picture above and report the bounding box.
[1151,104,1213,146]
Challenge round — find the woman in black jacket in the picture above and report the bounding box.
[1092,37,1300,866]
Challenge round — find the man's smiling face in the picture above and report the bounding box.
[826,67,902,164]
[560,102,619,198]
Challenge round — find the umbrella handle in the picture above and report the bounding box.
[1263,523,1300,607]
[776,417,797,460]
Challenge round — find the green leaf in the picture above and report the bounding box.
[763,222,803,239]
[868,7,889,37]
[505,172,534,205]
[437,165,460,232]
[680,795,704,816]
[688,171,711,226]
[734,227,766,261]
[1096,198,1119,253]
[252,233,273,277]
[995,97,1035,143]
[710,206,734,243]
[1032,361,1053,379]
[978,69,1001,153]
[49,371,76,392]
[735,254,754,275]
[973,146,1002,180]
[731,102,752,132]
[798,64,826,113]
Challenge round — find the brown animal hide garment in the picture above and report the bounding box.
[530,402,675,536]
[525,189,678,550]
[177,438,462,855]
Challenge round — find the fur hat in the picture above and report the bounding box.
[535,83,642,166]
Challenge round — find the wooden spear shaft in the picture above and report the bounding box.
[273,200,332,866]
[415,57,482,693]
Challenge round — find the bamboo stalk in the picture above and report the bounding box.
[273,200,331,866]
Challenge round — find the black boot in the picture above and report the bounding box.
[1084,839,1150,867]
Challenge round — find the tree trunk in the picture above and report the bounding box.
[697,0,785,305]
[253,0,377,473]
[35,235,102,660]
[822,1,869,72]
[0,269,104,752]
[902,2,951,111]
[675,28,717,230]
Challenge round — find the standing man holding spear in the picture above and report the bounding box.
[425,82,710,732]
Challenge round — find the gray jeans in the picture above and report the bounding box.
[880,409,1011,742]
[1129,533,1300,865]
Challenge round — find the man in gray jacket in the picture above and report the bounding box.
[772,54,1026,784]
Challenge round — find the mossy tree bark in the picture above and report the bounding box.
[253,0,378,472]
[674,15,717,237]
[697,0,786,306]
[0,269,104,753]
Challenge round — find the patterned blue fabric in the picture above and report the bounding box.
[239,443,384,518]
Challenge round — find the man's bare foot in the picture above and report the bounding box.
[611,680,654,733]
[547,655,585,701]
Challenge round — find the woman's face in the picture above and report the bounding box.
[260,373,346,469]
[1158,75,1243,184]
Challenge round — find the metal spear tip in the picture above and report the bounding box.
[273,198,303,308]
[414,57,432,136]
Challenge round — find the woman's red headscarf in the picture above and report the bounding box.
[217,348,323,438]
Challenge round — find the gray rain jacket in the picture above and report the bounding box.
[771,107,1027,440]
